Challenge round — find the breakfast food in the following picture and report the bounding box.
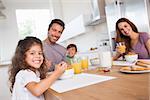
[136,61,150,67]
[127,52,137,55]
[121,66,131,70]
[125,54,138,63]
[139,60,150,65]
[121,66,150,71]
[132,67,147,71]
[59,68,74,79]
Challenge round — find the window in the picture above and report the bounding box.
[16,9,52,40]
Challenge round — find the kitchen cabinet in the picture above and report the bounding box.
[106,0,150,37]
[105,0,126,38]
[58,14,92,42]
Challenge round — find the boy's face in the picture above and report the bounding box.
[25,45,44,69]
[67,47,77,58]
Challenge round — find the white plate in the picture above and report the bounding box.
[120,69,150,73]
[138,59,150,62]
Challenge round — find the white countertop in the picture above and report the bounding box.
[0,60,11,66]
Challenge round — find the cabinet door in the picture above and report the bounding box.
[124,0,149,33]
[106,0,149,35]
[58,15,89,42]
[105,0,150,51]
[105,0,125,37]
[105,0,125,51]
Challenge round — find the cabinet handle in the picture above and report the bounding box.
[115,1,124,5]
[115,1,117,5]
[119,1,124,5]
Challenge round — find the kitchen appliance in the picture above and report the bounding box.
[105,0,150,51]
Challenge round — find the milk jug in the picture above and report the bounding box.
[98,46,112,69]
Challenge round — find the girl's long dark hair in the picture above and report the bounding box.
[115,17,139,53]
[9,36,48,92]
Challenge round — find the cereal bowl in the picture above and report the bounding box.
[125,54,138,63]
[59,68,74,80]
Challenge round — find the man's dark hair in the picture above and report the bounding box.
[48,19,65,31]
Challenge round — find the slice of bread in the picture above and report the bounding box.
[136,61,150,67]
[121,66,131,71]
[121,65,150,71]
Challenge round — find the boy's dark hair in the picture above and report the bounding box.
[48,19,65,31]
[67,44,77,52]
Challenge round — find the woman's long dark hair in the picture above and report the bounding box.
[8,36,48,92]
[115,17,139,53]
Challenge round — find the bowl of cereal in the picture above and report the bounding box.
[59,68,74,80]
[125,52,138,63]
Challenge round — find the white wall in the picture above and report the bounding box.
[0,0,109,62]
[61,0,92,23]
[0,0,50,63]
[50,0,63,19]
[146,0,150,32]
[59,0,109,52]
[0,2,19,63]
[63,23,108,52]
[0,25,2,61]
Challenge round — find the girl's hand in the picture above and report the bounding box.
[55,61,67,74]
[45,59,52,69]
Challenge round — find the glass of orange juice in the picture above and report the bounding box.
[116,42,126,54]
[71,58,82,74]
[81,56,89,70]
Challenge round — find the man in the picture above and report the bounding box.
[43,19,67,71]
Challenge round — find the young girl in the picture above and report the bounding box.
[9,36,67,100]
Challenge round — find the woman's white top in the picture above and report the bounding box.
[12,70,44,100]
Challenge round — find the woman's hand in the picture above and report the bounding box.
[116,42,126,54]
[113,42,126,60]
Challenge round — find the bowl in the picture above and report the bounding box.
[59,68,74,80]
[125,54,138,63]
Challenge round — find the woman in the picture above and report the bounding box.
[113,18,150,60]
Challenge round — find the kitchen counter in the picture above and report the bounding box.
[44,66,149,100]
[0,61,11,66]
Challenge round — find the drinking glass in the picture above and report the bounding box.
[81,56,89,70]
[71,58,82,74]
[116,42,126,54]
